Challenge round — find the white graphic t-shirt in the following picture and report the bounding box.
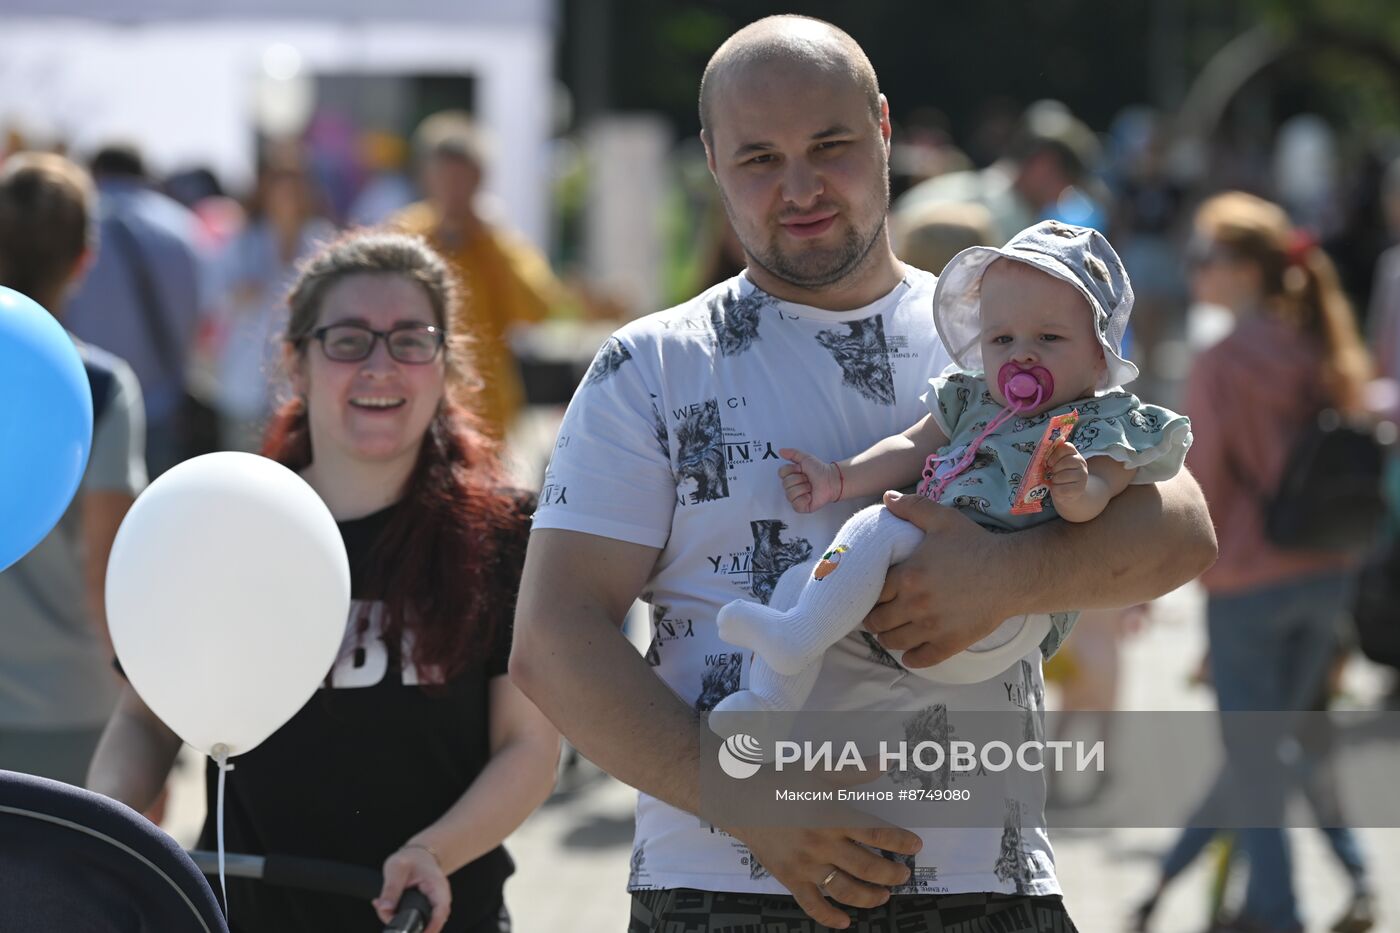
[533,269,1060,898]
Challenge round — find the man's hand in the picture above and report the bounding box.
[734,823,922,929]
[779,448,843,513]
[863,491,1014,668]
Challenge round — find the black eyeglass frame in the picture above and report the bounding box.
[307,323,446,364]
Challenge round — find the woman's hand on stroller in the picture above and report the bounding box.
[376,843,450,933]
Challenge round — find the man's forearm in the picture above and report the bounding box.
[511,609,716,820]
[1004,470,1217,614]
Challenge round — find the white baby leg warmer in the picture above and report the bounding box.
[716,504,924,675]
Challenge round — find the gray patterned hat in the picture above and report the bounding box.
[932,220,1137,389]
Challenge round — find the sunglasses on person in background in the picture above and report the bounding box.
[309,323,445,364]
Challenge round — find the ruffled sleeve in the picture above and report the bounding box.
[1067,393,1193,485]
[919,367,985,438]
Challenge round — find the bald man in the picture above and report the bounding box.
[513,15,1214,931]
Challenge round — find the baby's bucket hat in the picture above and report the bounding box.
[932,220,1138,389]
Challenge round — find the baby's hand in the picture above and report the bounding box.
[1046,441,1090,505]
[778,447,842,513]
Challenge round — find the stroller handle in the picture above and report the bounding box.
[187,850,431,933]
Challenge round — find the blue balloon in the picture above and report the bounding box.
[0,287,93,572]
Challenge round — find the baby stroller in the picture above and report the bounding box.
[0,769,430,932]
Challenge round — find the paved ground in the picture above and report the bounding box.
[162,581,1399,932]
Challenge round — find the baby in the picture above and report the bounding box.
[711,220,1192,724]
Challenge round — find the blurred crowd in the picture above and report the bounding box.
[3,84,1400,932]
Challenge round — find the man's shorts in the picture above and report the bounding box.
[628,888,1078,932]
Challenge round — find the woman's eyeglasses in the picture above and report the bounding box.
[309,323,444,364]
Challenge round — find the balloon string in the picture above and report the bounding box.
[212,744,235,924]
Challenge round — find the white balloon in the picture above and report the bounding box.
[107,452,350,757]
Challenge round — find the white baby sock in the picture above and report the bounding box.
[711,557,820,747]
[712,656,819,719]
[716,504,924,675]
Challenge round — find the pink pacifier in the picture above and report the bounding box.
[997,363,1054,413]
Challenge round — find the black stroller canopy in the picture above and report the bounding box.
[0,769,228,933]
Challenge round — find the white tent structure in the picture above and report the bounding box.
[0,0,555,247]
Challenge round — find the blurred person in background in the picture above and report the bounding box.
[1360,155,1400,707]
[890,200,995,274]
[348,130,416,228]
[1106,108,1189,405]
[209,140,335,451]
[1041,603,1148,809]
[163,166,247,257]
[1138,192,1374,933]
[692,195,747,292]
[887,105,971,200]
[1272,116,1342,239]
[1,125,24,161]
[894,99,1105,244]
[1368,156,1400,384]
[0,153,146,786]
[88,232,559,933]
[392,110,571,440]
[64,144,205,477]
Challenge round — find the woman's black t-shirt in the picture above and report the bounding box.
[197,498,529,932]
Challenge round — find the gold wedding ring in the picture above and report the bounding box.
[818,868,839,893]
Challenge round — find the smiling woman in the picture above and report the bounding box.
[87,231,560,933]
[286,271,449,473]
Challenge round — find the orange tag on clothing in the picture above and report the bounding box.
[1011,410,1079,515]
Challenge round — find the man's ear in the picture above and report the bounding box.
[878,94,892,153]
[701,129,718,181]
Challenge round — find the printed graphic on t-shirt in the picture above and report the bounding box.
[730,840,772,881]
[993,798,1040,895]
[675,399,729,503]
[628,843,650,889]
[815,317,896,405]
[881,849,948,894]
[583,336,632,386]
[1000,657,1049,748]
[893,863,949,895]
[1040,613,1076,665]
[1004,660,1044,714]
[325,601,443,688]
[694,651,744,712]
[648,395,669,458]
[641,592,694,669]
[669,396,785,507]
[890,703,954,793]
[747,519,814,604]
[703,520,813,603]
[860,631,902,670]
[706,289,772,357]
